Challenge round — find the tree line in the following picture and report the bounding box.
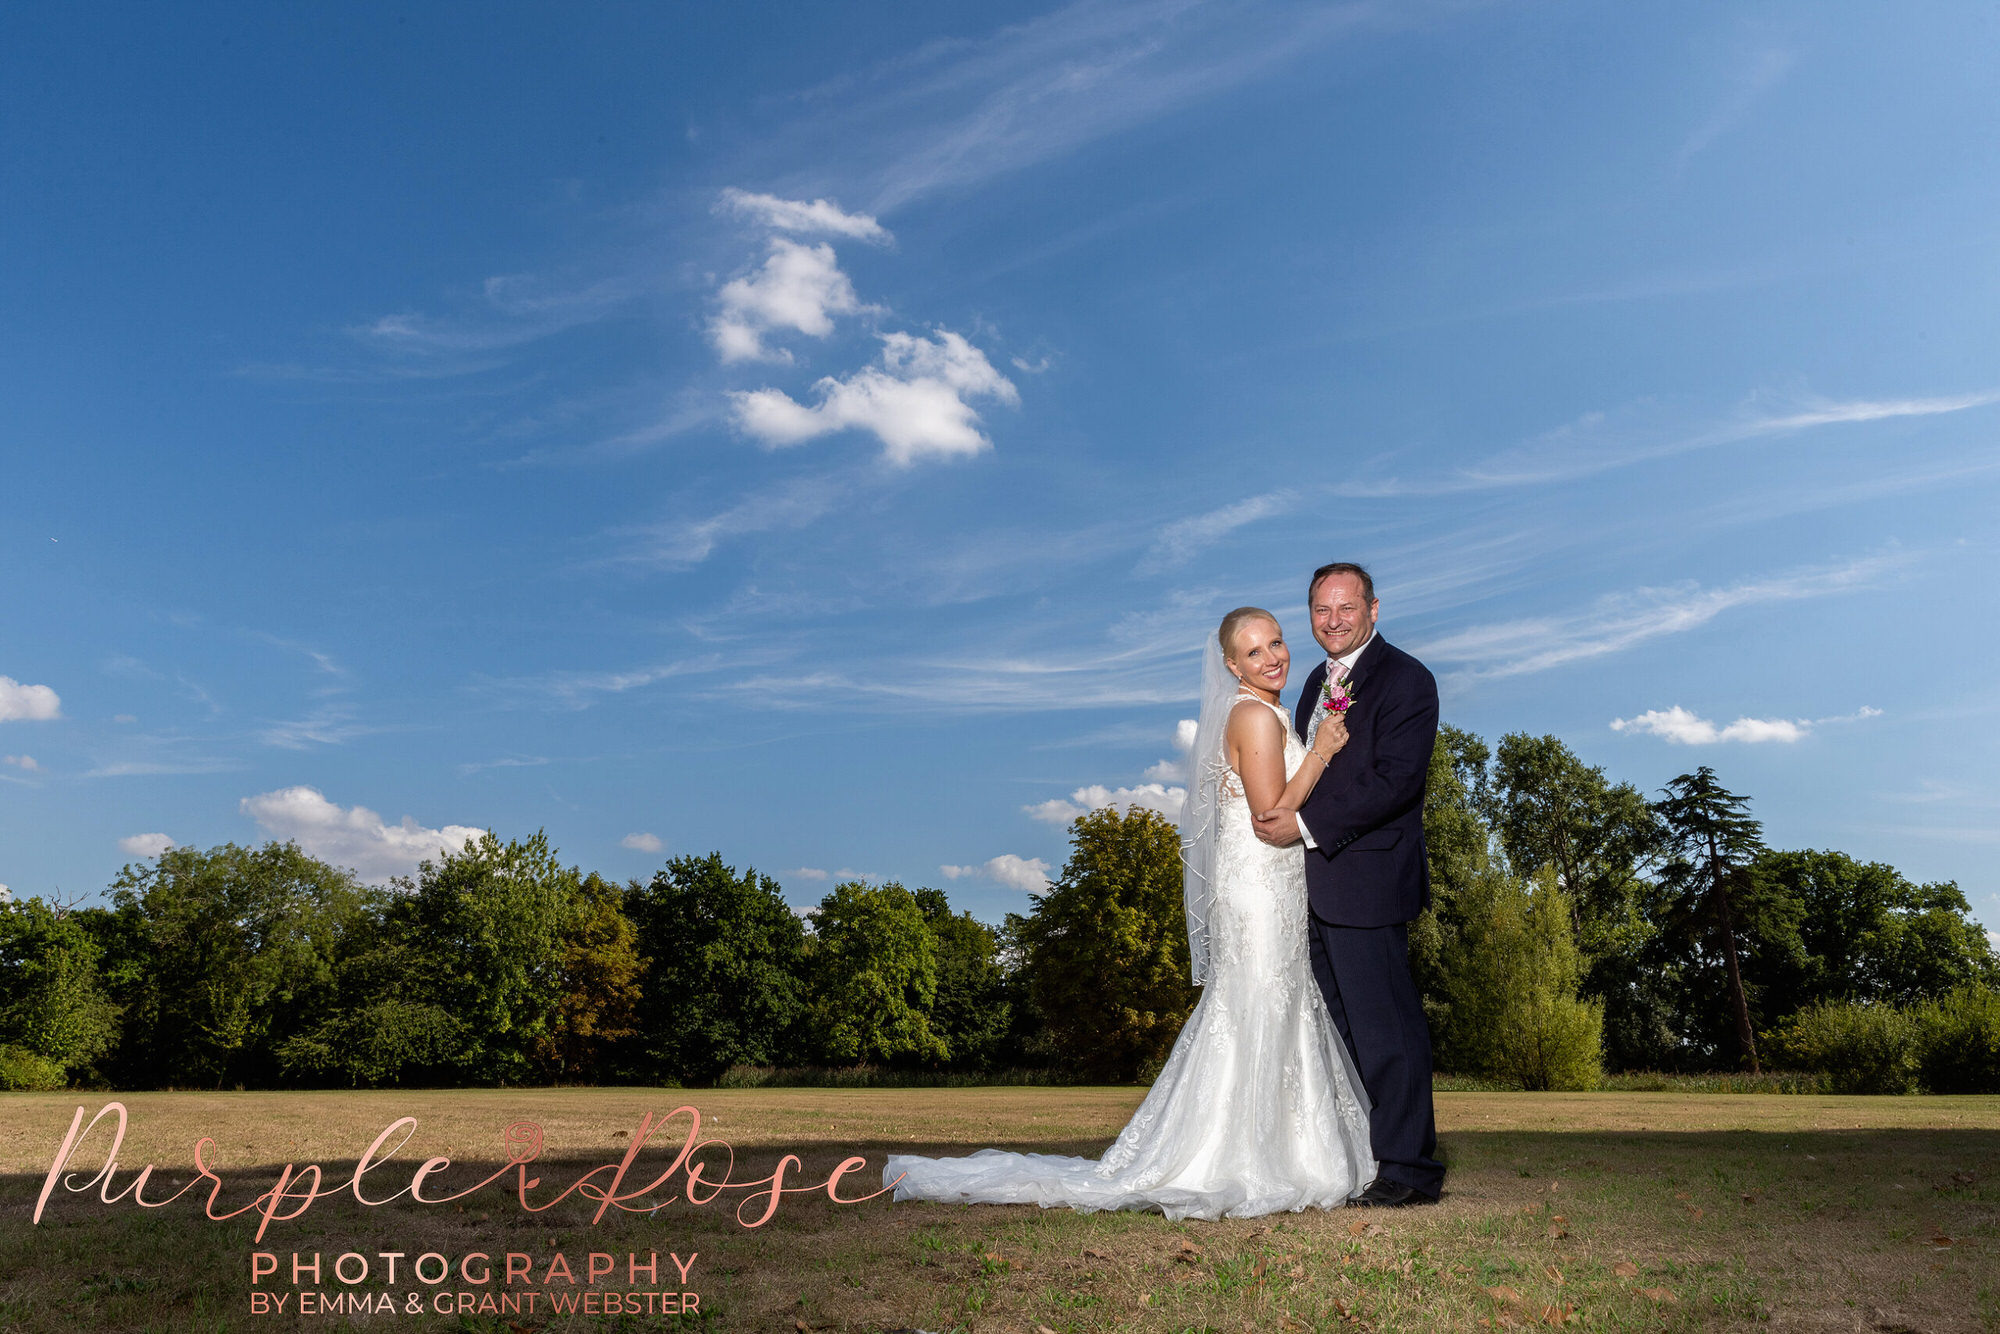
[1,727,1994,1092]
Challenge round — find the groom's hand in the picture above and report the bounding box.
[1253,809,1303,846]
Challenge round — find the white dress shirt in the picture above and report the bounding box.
[1296,630,1375,850]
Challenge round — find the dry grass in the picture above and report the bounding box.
[3,1087,1995,1332]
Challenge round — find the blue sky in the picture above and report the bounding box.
[2,1,1995,939]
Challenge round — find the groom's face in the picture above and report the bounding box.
[1310,572,1378,659]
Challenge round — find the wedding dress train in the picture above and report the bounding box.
[883,697,1374,1221]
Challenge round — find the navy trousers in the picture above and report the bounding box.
[1306,915,1444,1198]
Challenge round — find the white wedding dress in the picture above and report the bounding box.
[883,695,1375,1221]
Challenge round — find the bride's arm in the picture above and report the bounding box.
[1226,704,1346,816]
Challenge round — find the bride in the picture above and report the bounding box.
[883,607,1375,1220]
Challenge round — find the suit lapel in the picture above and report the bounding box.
[1343,634,1389,693]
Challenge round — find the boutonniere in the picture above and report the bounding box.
[1319,670,1357,715]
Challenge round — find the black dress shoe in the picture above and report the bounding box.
[1354,1178,1438,1207]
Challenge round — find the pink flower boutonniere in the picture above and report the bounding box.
[1320,672,1358,715]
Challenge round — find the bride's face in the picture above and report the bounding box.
[1227,618,1290,693]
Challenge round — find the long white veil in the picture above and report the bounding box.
[1177,631,1243,988]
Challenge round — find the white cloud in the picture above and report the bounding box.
[718,188,890,243]
[711,239,866,363]
[1611,702,1885,746]
[787,866,832,881]
[731,329,1018,465]
[940,854,1053,892]
[1026,782,1187,825]
[620,832,665,853]
[117,833,174,858]
[2,754,38,771]
[1610,707,1808,745]
[0,676,61,722]
[984,854,1053,892]
[0,884,9,903]
[240,786,483,882]
[1143,718,1200,782]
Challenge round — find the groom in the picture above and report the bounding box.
[1253,562,1444,1205]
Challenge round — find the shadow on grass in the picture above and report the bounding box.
[3,1127,1994,1332]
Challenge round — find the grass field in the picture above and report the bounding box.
[2,1087,1994,1333]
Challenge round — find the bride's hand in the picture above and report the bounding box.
[1312,714,1348,759]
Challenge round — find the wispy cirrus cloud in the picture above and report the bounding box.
[1418,552,1908,681]
[1141,492,1295,570]
[771,0,1389,213]
[479,655,726,710]
[610,475,850,568]
[257,704,381,750]
[456,755,550,776]
[1344,390,2000,497]
[1675,46,1795,169]
[356,272,646,359]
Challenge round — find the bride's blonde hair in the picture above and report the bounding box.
[1217,606,1279,664]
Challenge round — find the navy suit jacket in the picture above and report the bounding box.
[1292,635,1438,928]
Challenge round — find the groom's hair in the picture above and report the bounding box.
[1309,562,1375,605]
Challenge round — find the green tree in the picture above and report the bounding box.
[1487,734,1660,927]
[1014,806,1195,1081]
[1654,768,1769,1072]
[913,887,1011,1071]
[533,872,644,1082]
[0,897,120,1084]
[101,842,372,1087]
[388,830,579,1084]
[1751,850,1996,1014]
[1410,725,1495,1043]
[620,854,807,1083]
[806,880,947,1066]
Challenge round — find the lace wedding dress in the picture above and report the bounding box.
[883,695,1374,1221]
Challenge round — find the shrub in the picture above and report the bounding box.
[0,1043,66,1091]
[1913,986,2000,1094]
[1436,866,1604,1091]
[1770,1001,1920,1094]
[1502,987,1607,1093]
